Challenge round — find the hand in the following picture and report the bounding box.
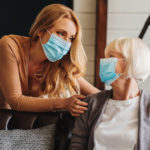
[63,95,88,117]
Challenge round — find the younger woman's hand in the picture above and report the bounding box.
[63,95,88,117]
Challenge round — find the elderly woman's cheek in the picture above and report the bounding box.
[115,60,126,74]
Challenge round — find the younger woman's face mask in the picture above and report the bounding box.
[40,30,71,62]
[99,57,120,85]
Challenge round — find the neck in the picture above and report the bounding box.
[29,40,47,66]
[112,76,140,100]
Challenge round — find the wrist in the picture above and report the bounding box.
[53,98,66,110]
[61,98,67,110]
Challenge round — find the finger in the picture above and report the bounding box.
[71,112,80,117]
[75,100,88,106]
[75,95,86,99]
[73,104,88,111]
[72,108,84,114]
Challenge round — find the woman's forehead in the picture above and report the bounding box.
[106,50,124,58]
[52,18,77,35]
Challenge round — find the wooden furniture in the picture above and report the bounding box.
[95,0,108,90]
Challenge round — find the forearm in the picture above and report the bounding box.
[77,77,100,95]
[6,93,88,114]
[8,95,65,112]
[53,98,66,110]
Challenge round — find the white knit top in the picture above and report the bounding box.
[93,96,140,150]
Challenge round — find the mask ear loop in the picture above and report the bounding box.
[40,37,43,45]
[40,29,52,45]
[46,29,51,35]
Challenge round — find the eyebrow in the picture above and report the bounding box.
[57,28,76,37]
[110,51,125,58]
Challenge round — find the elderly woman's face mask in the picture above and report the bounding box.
[99,51,126,85]
[99,57,120,85]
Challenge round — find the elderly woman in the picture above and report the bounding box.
[69,38,150,150]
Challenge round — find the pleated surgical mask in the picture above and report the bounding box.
[99,57,120,85]
[40,30,71,62]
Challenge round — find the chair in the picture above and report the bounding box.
[0,109,74,150]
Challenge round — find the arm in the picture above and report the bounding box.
[0,37,55,112]
[69,110,89,150]
[0,37,88,114]
[77,77,100,95]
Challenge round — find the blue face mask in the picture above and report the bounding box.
[99,57,120,85]
[40,30,71,62]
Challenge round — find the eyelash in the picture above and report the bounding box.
[109,55,114,57]
[57,31,75,42]
[69,37,75,42]
[57,31,64,36]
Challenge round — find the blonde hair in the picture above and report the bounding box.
[105,38,150,82]
[29,4,87,98]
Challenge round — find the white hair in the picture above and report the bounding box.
[105,38,150,82]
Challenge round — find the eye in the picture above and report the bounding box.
[109,55,114,57]
[57,31,64,36]
[108,52,116,57]
[57,32,63,36]
[69,37,75,43]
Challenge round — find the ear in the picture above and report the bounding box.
[37,30,46,38]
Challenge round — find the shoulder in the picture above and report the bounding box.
[141,90,150,99]
[77,90,110,129]
[0,35,13,48]
[83,90,110,112]
[0,35,19,58]
[0,35,29,60]
[84,90,110,103]
[141,90,150,103]
[140,90,150,112]
[0,34,28,47]
[0,35,21,51]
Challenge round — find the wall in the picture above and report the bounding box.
[74,0,97,85]
[107,0,150,91]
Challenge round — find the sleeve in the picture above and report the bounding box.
[0,37,54,112]
[69,106,89,150]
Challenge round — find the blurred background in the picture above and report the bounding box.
[0,0,73,37]
[0,0,150,91]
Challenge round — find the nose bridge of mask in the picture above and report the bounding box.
[40,29,71,62]
[46,29,71,50]
[50,34,71,51]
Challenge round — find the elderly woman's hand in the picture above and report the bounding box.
[64,95,88,117]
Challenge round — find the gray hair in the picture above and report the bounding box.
[105,38,150,82]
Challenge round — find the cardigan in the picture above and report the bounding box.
[69,90,150,150]
[0,35,54,111]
